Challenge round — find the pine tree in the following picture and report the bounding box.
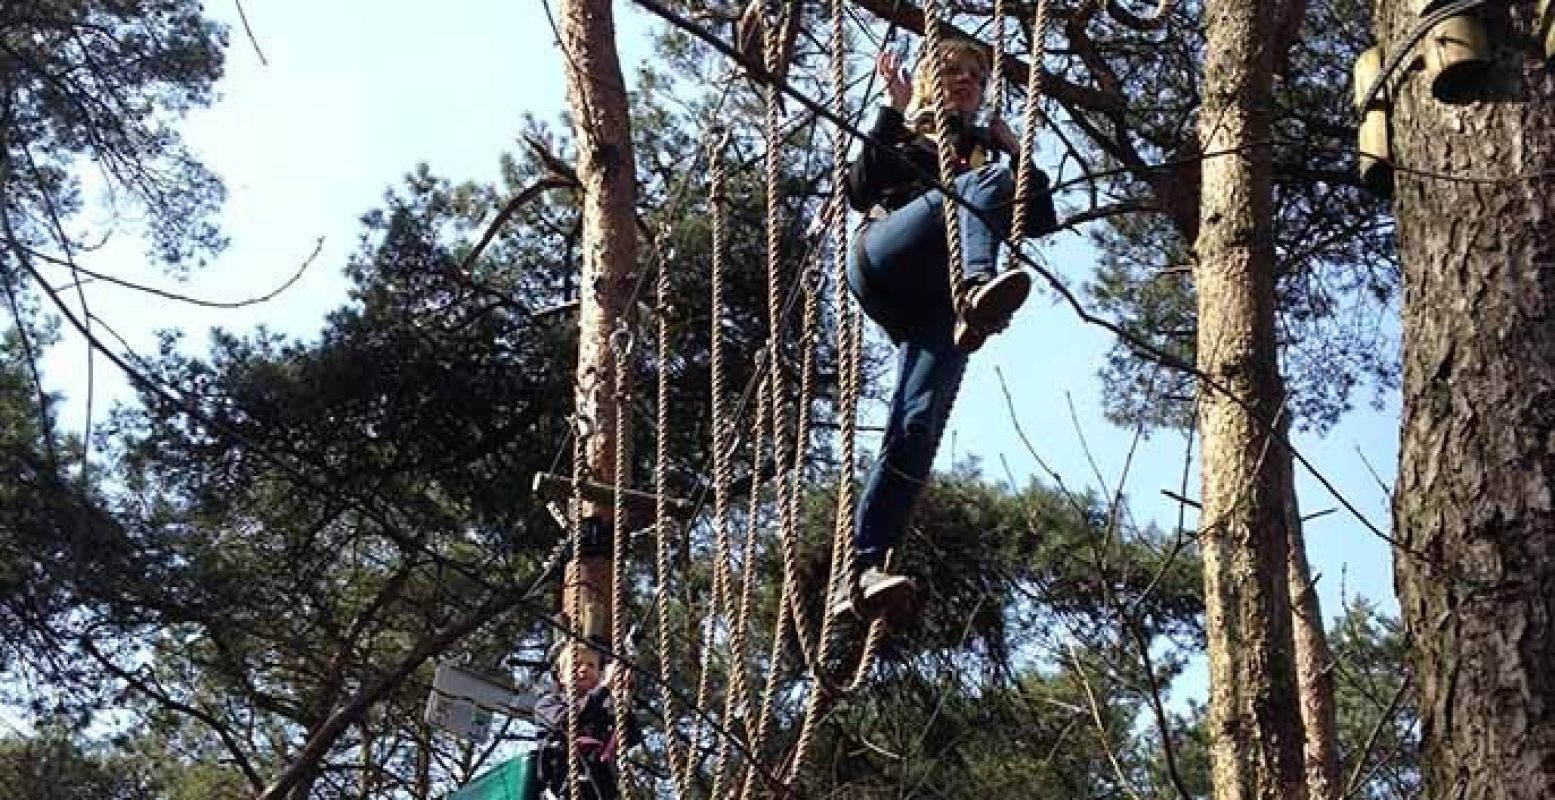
[1373,2,1555,797]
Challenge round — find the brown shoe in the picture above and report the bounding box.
[954,269,1032,352]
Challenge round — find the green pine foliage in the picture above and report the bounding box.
[1,0,227,268]
[1328,599,1419,800]
[782,465,1207,799]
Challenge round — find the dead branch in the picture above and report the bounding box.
[256,548,566,800]
[1055,200,1163,231]
[1340,673,1414,800]
[1068,643,1149,800]
[455,136,580,279]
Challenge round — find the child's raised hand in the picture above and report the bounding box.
[877,49,912,111]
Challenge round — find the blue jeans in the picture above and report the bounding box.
[846,165,1016,569]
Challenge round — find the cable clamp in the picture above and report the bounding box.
[609,319,634,357]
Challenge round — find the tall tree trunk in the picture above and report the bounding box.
[286,770,316,800]
[1286,483,1341,800]
[560,0,637,643]
[1193,0,1307,797]
[1377,3,1555,798]
[414,720,431,799]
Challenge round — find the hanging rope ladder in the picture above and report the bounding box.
[533,3,1064,796]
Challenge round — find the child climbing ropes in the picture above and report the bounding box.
[833,36,1057,621]
[533,637,641,800]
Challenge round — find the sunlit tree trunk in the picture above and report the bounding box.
[1286,484,1340,800]
[1376,2,1555,797]
[1193,0,1308,796]
[414,720,432,799]
[559,0,637,642]
[358,717,375,800]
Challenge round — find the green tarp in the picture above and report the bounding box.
[448,753,538,800]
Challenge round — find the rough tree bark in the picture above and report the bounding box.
[559,0,637,643]
[1193,0,1308,797]
[1286,481,1341,800]
[1376,2,1555,798]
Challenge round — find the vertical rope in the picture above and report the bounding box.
[827,0,863,593]
[610,319,634,798]
[990,0,1010,116]
[760,5,794,609]
[843,620,889,692]
[699,127,740,799]
[715,315,790,796]
[715,447,765,798]
[757,17,811,737]
[649,231,691,796]
[565,411,587,800]
[715,383,770,799]
[821,70,854,603]
[782,168,853,798]
[1009,0,1051,244]
[708,126,737,633]
[749,17,811,793]
[922,0,969,312]
[741,552,795,800]
[777,212,838,675]
[779,0,887,784]
[784,225,888,781]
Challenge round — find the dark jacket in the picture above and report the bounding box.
[844,105,1058,235]
[534,684,641,750]
[534,684,642,800]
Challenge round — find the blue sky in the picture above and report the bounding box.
[39,0,1399,671]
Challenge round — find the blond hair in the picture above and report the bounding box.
[905,37,990,129]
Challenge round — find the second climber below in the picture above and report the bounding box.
[833,35,1058,621]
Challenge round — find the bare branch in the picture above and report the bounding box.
[456,171,578,280]
[1055,200,1162,230]
[233,0,269,66]
[257,547,566,800]
[80,636,266,791]
[34,237,325,309]
[1067,643,1148,800]
[1340,673,1414,800]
